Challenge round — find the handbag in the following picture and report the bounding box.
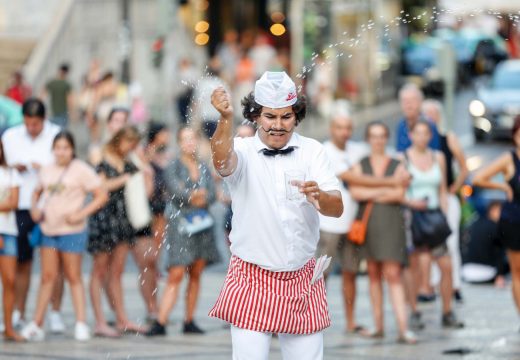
[29,224,43,248]
[178,209,214,235]
[348,157,392,245]
[410,209,451,249]
[348,202,373,245]
[124,171,152,230]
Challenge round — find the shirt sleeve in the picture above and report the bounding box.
[222,137,247,186]
[10,168,23,187]
[1,131,15,165]
[310,142,340,192]
[79,162,102,191]
[396,121,406,152]
[429,123,441,150]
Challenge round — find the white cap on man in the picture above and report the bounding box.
[254,71,297,109]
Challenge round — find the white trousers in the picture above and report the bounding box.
[231,326,323,360]
[431,194,462,289]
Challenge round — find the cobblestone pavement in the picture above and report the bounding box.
[1,269,519,359]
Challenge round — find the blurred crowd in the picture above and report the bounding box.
[0,28,519,347]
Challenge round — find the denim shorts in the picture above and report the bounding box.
[41,232,87,254]
[0,234,18,257]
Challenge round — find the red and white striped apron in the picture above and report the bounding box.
[209,256,330,334]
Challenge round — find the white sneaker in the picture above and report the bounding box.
[49,311,66,334]
[74,322,91,341]
[20,321,45,341]
[12,309,23,329]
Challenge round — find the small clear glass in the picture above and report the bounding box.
[285,170,306,200]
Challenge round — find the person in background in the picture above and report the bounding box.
[395,84,440,153]
[176,58,198,125]
[349,122,416,344]
[146,126,220,336]
[88,126,147,337]
[235,122,256,138]
[194,62,225,140]
[422,99,469,303]
[473,116,520,329]
[21,132,107,341]
[128,82,149,130]
[1,98,62,332]
[404,120,464,329]
[88,107,129,166]
[145,122,171,272]
[0,139,23,341]
[91,110,158,321]
[5,71,32,105]
[249,33,276,79]
[316,104,368,334]
[216,30,240,86]
[43,64,73,129]
[461,201,508,287]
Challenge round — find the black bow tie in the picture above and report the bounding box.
[261,146,295,157]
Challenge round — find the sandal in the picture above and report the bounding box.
[361,329,385,339]
[117,322,147,334]
[347,325,367,334]
[4,332,26,343]
[94,324,121,338]
[397,330,418,345]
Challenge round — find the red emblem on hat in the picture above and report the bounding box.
[286,92,296,101]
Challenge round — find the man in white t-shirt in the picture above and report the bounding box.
[316,111,369,334]
[1,98,60,329]
[317,107,411,334]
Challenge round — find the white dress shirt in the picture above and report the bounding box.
[224,132,340,272]
[319,140,369,234]
[2,121,60,209]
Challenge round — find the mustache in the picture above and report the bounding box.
[260,126,292,134]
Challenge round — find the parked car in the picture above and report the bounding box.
[435,28,508,84]
[470,60,520,141]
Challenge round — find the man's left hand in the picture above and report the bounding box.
[300,181,321,210]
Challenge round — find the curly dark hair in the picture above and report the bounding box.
[241,92,307,125]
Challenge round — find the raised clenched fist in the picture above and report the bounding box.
[211,86,234,120]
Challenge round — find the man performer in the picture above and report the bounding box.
[209,71,343,359]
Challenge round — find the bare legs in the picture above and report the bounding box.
[0,254,22,341]
[366,260,409,335]
[131,238,158,317]
[508,250,520,313]
[341,270,359,331]
[157,259,207,325]
[14,261,31,321]
[89,243,143,335]
[30,249,87,327]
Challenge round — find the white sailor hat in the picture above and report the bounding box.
[254,71,298,109]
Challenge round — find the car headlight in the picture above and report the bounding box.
[469,100,486,117]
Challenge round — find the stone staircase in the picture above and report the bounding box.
[0,37,36,91]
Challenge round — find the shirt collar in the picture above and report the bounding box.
[254,131,300,153]
[22,120,51,141]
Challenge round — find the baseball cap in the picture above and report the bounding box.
[254,71,298,109]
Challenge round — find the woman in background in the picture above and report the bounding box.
[473,116,520,329]
[146,126,220,336]
[21,132,107,341]
[0,139,22,341]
